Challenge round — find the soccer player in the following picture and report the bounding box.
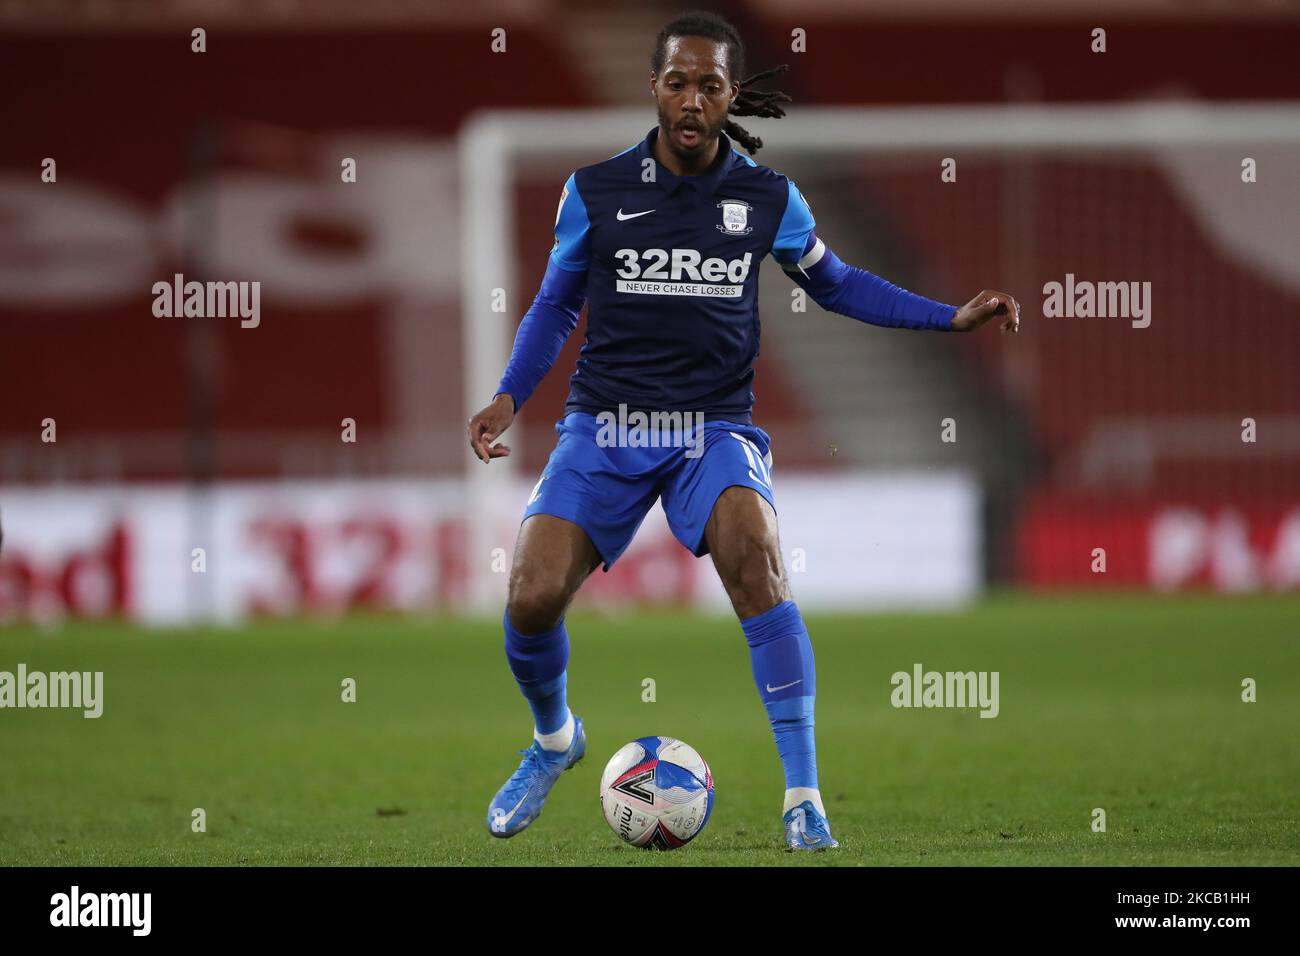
[468,11,1020,851]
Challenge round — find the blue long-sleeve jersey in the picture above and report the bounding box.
[495,126,956,423]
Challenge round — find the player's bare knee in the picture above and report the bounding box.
[720,541,787,619]
[506,574,569,634]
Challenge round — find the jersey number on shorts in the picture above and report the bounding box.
[729,431,772,490]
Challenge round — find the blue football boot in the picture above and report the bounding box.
[486,715,586,838]
[783,799,840,851]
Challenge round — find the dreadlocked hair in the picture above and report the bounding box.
[650,11,792,156]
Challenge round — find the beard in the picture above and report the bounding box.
[656,102,724,153]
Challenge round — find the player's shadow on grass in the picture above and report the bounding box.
[600,831,785,857]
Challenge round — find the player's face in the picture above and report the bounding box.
[651,35,737,157]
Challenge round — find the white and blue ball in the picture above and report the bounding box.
[599,736,714,849]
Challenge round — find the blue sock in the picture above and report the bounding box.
[740,600,818,790]
[503,610,569,735]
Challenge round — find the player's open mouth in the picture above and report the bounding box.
[677,125,702,146]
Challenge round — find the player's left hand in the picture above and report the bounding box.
[951,289,1021,333]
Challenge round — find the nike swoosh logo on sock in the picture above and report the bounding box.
[766,679,803,693]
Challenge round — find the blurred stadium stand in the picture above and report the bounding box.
[2,0,1297,609]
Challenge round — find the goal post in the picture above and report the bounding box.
[458,103,1300,612]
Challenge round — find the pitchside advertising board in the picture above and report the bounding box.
[1018,495,1300,591]
[10,479,1294,625]
[0,474,978,624]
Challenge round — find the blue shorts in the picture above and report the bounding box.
[522,412,776,570]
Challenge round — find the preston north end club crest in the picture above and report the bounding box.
[716,199,753,236]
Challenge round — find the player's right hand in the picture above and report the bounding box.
[951,289,1021,333]
[467,393,515,463]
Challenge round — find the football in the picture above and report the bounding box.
[598,736,715,849]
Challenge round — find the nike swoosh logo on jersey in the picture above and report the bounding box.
[766,679,803,693]
[616,208,655,221]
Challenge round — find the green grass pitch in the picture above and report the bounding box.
[1,595,1297,866]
